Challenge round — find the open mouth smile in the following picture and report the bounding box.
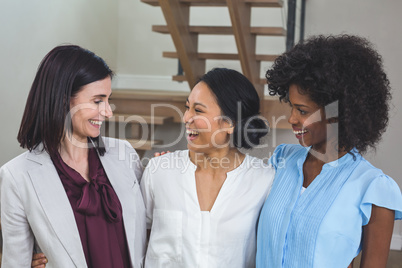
[186,129,199,140]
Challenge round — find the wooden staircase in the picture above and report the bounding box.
[141,0,286,98]
[103,90,187,157]
[104,0,291,157]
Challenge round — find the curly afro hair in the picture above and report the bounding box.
[266,34,391,154]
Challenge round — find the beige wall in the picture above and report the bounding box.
[0,0,119,165]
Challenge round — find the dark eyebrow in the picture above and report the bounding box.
[289,100,309,108]
[194,102,207,108]
[186,98,207,108]
[93,94,108,98]
[293,104,309,108]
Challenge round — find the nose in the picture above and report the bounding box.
[183,109,193,125]
[100,102,113,118]
[288,107,298,125]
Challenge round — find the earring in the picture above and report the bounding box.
[228,124,234,134]
[328,117,339,124]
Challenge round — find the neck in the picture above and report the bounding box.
[310,140,347,164]
[189,147,245,173]
[59,135,89,162]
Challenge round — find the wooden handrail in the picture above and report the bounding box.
[152,25,286,36]
[163,51,278,62]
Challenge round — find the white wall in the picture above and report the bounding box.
[0,0,119,165]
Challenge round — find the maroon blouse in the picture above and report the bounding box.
[51,148,131,268]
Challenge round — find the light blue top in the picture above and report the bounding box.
[256,144,402,268]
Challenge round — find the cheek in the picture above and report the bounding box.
[193,117,212,131]
[70,111,85,129]
[71,108,94,124]
[310,123,328,140]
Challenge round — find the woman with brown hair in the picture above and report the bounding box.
[0,45,146,268]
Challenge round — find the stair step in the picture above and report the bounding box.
[141,0,283,8]
[163,51,278,62]
[107,114,173,125]
[172,75,266,85]
[110,90,189,101]
[152,25,286,36]
[126,139,163,151]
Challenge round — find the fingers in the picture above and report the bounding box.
[32,253,48,268]
[32,253,45,260]
[32,264,46,268]
[154,151,171,157]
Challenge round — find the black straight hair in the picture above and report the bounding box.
[18,45,114,157]
[198,68,269,149]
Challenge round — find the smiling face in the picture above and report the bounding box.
[288,84,335,153]
[183,82,233,154]
[69,77,112,143]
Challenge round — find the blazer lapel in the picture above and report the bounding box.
[27,150,87,268]
[99,152,137,265]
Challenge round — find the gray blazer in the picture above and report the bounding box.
[0,137,147,268]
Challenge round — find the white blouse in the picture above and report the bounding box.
[140,150,275,268]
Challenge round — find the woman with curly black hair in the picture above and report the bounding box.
[256,35,402,267]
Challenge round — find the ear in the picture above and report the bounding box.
[227,123,234,135]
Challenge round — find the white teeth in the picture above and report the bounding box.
[186,129,199,135]
[89,120,102,126]
[293,130,307,135]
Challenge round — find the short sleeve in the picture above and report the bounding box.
[360,174,402,225]
[269,144,303,170]
[269,144,287,170]
[140,164,154,230]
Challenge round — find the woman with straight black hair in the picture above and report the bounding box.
[0,45,146,268]
[140,68,275,267]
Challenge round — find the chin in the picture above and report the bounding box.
[298,139,311,148]
[187,143,211,154]
[87,131,101,138]
[187,143,201,153]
